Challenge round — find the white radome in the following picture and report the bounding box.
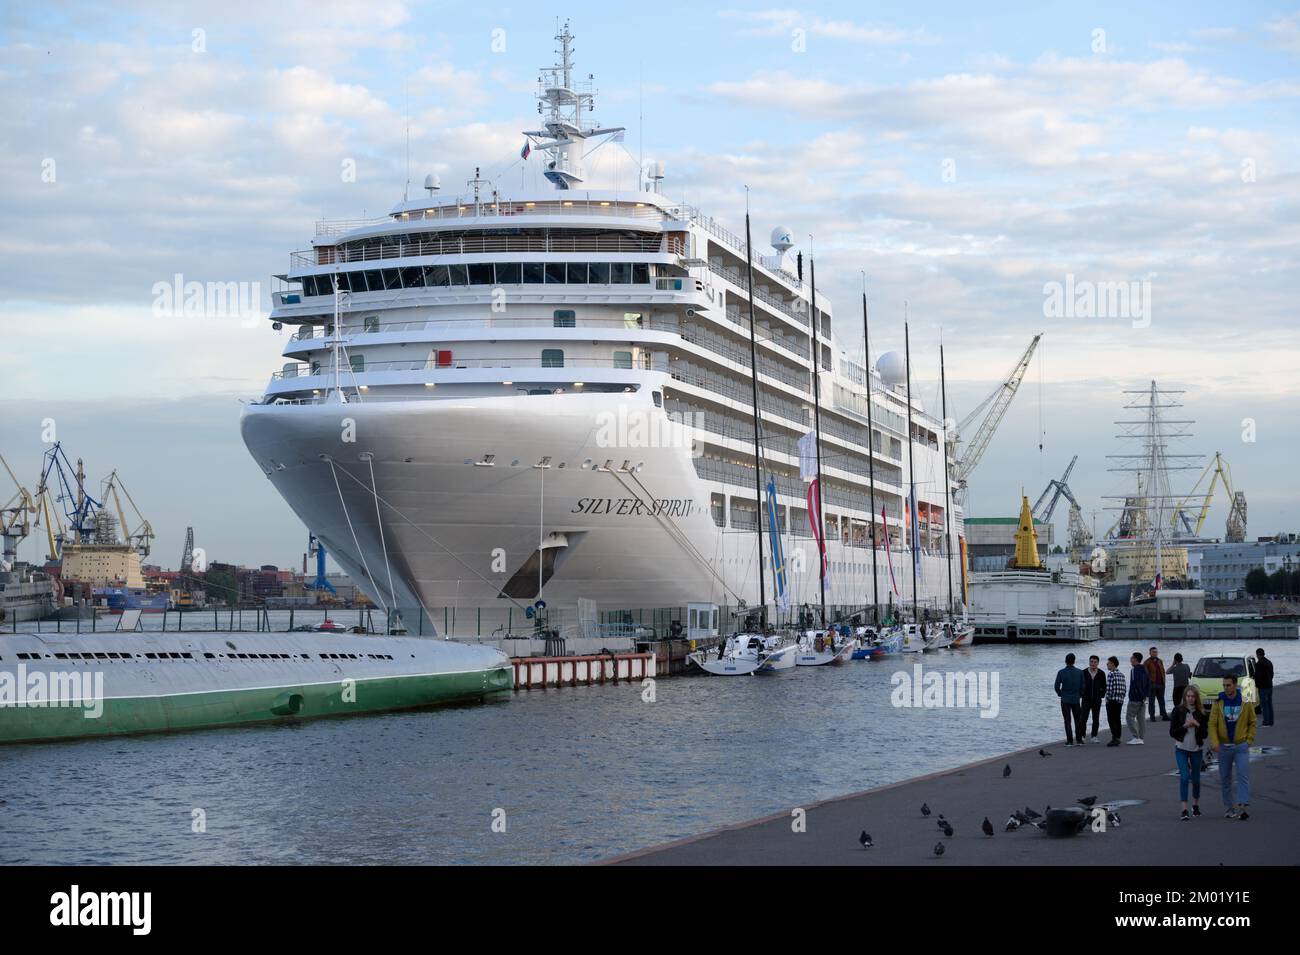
[876,351,906,387]
[770,226,793,253]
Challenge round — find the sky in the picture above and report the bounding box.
[1,1,1297,570]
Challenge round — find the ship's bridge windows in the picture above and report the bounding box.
[523,262,545,284]
[468,263,494,285]
[553,310,576,328]
[541,349,565,368]
[448,264,469,286]
[588,263,609,284]
[495,262,521,284]
[610,263,632,284]
[567,263,588,283]
[424,264,451,287]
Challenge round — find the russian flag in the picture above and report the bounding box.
[520,141,531,160]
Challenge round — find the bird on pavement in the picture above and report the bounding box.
[940,822,954,838]
[1003,764,1012,778]
[859,830,873,849]
[921,802,931,817]
[1039,749,1052,758]
[982,817,995,837]
[933,842,945,857]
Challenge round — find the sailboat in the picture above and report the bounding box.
[688,632,797,675]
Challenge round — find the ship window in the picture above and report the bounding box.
[350,355,365,373]
[363,270,383,291]
[310,361,321,375]
[588,263,609,284]
[400,267,423,288]
[553,310,576,327]
[567,263,588,283]
[633,263,649,284]
[468,263,494,285]
[204,652,215,659]
[522,262,545,284]
[542,349,564,368]
[447,264,469,286]
[652,391,662,407]
[363,315,379,333]
[383,269,402,290]
[613,351,633,369]
[545,263,567,284]
[495,262,521,284]
[611,262,632,283]
[331,273,350,293]
[424,265,450,287]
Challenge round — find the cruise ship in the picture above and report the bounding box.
[241,22,963,637]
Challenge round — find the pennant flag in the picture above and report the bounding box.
[797,430,817,481]
[766,478,789,612]
[520,140,531,160]
[882,506,900,596]
[806,478,830,585]
[1152,573,1162,593]
[958,535,969,608]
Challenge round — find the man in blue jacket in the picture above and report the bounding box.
[1054,653,1085,746]
[1127,651,1151,744]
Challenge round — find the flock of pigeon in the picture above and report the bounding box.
[855,754,1123,858]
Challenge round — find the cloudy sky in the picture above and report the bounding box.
[1,1,1297,570]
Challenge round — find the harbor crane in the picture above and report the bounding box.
[1032,455,1093,560]
[1,453,37,571]
[1172,452,1246,542]
[102,470,155,558]
[952,333,1041,498]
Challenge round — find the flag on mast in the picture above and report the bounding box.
[807,479,830,586]
[520,140,531,160]
[882,506,900,596]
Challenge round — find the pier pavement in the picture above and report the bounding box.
[610,682,1299,865]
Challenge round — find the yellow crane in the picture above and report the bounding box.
[1173,452,1246,541]
[102,470,155,558]
[1,453,37,568]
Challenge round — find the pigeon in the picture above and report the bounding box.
[933,842,945,857]
[1078,796,1098,808]
[1024,807,1042,820]
[859,830,873,849]
[1013,810,1031,825]
[1038,749,1052,758]
[1004,815,1021,832]
[1002,764,1012,778]
[1107,810,1122,828]
[982,817,994,837]
[921,802,931,817]
[940,822,954,838]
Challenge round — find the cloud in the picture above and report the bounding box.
[718,8,939,45]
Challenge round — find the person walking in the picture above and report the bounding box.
[1127,652,1150,744]
[1170,685,1208,820]
[1079,654,1106,743]
[1255,648,1275,727]
[1209,673,1257,820]
[1104,656,1126,746]
[1167,652,1192,719]
[1146,646,1168,721]
[1054,653,1085,746]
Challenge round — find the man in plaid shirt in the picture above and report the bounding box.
[1104,655,1127,746]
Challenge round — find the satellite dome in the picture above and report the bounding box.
[770,226,794,253]
[876,351,906,387]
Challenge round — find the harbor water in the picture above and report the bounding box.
[2,639,1297,865]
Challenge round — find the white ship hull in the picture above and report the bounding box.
[242,395,957,636]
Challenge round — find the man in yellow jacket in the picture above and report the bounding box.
[1209,674,1257,820]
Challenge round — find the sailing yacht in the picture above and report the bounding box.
[241,21,962,636]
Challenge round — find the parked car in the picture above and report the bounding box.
[1190,654,1259,706]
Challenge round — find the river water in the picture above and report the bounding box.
[1,637,1295,864]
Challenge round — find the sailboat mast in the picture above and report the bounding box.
[940,342,954,616]
[809,255,827,625]
[743,204,767,628]
[862,277,880,626]
[904,319,918,624]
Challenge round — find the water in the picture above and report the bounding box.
[1,639,1295,864]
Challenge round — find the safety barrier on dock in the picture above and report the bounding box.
[511,652,655,690]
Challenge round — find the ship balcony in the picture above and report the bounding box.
[262,354,659,404]
[294,231,686,270]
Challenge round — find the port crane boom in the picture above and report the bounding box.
[103,470,155,558]
[954,334,1041,493]
[1,453,37,569]
[1173,452,1245,541]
